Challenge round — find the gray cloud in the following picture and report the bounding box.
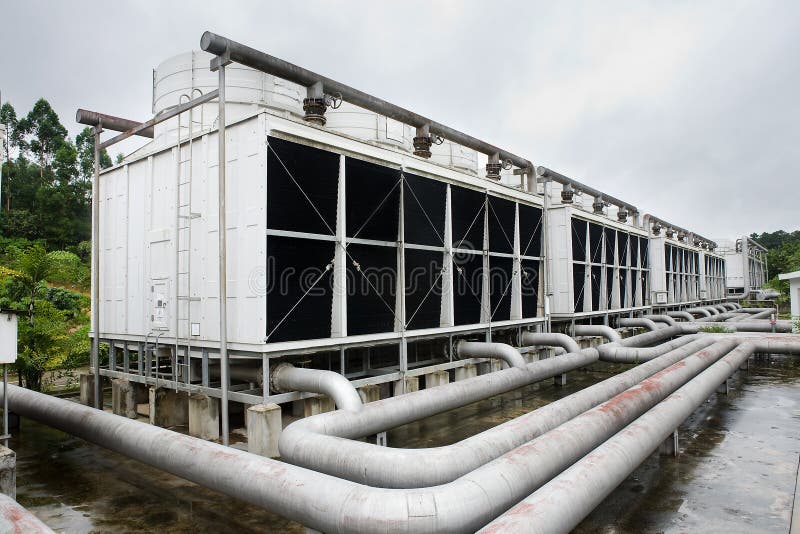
[3,0,798,238]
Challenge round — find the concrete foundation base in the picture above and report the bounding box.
[358,384,380,404]
[79,373,106,407]
[149,387,189,428]
[0,446,15,498]
[188,394,220,440]
[393,376,419,396]
[247,403,282,458]
[111,379,141,419]
[426,370,450,388]
[455,364,477,381]
[659,429,680,457]
[717,378,732,395]
[304,396,335,417]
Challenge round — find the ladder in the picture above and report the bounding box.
[173,86,203,386]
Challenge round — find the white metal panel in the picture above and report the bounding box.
[547,206,573,315]
[0,313,17,363]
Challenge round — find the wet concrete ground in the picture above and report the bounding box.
[9,354,800,533]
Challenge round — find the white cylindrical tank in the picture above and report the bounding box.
[152,51,305,146]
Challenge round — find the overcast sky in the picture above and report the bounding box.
[2,0,798,239]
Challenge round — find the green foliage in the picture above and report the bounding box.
[0,99,112,250]
[750,230,800,307]
[698,325,733,333]
[0,244,91,390]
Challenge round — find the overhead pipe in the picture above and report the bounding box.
[572,324,622,343]
[269,363,363,412]
[521,332,581,354]
[643,314,678,327]
[536,166,637,216]
[481,338,800,533]
[667,311,695,322]
[200,31,534,174]
[642,213,717,250]
[454,341,527,369]
[76,109,154,138]
[618,317,661,332]
[279,337,716,488]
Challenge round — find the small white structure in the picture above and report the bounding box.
[0,312,17,364]
[778,271,800,319]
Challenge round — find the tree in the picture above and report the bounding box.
[0,244,83,390]
[15,98,68,174]
[0,102,16,163]
[76,127,112,185]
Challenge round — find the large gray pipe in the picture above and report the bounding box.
[454,341,527,368]
[0,493,54,533]
[701,306,720,315]
[269,363,363,412]
[279,337,716,488]
[521,332,582,354]
[200,31,532,172]
[643,314,678,327]
[480,338,800,533]
[667,311,695,322]
[75,109,154,138]
[686,307,712,318]
[573,324,622,342]
[618,317,661,332]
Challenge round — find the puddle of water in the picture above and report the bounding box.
[9,356,800,532]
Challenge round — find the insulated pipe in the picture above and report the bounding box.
[481,339,800,533]
[721,303,737,310]
[618,318,661,332]
[6,336,798,533]
[643,314,678,327]
[713,305,728,313]
[200,31,533,173]
[76,109,154,138]
[641,213,717,250]
[279,337,716,488]
[701,306,720,315]
[667,311,695,322]
[536,167,637,215]
[0,493,55,533]
[683,321,792,333]
[686,307,712,317]
[521,332,581,354]
[269,363,363,412]
[573,324,622,343]
[747,309,776,320]
[454,341,527,369]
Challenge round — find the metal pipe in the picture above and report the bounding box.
[454,341,527,369]
[0,493,55,533]
[701,305,720,315]
[667,311,695,322]
[642,213,717,250]
[76,109,154,138]
[643,314,678,327]
[713,305,728,313]
[481,338,800,533]
[573,324,622,343]
[537,166,637,214]
[200,31,533,173]
[91,128,101,410]
[686,307,712,317]
[618,317,661,332]
[216,60,230,446]
[270,363,363,412]
[521,332,581,354]
[279,337,715,488]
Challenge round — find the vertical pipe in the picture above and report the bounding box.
[217,63,230,446]
[92,128,101,409]
[3,364,7,448]
[541,170,552,333]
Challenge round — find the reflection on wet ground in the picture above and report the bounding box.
[10,355,800,532]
